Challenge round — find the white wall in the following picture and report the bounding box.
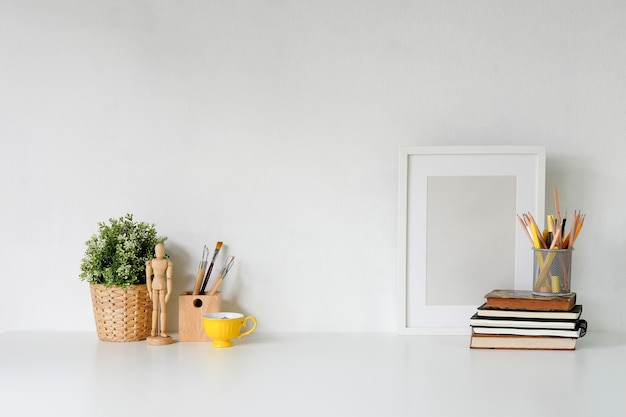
[1,0,625,333]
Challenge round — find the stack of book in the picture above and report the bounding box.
[469,289,587,350]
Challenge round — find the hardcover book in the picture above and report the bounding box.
[471,320,587,338]
[484,289,576,311]
[469,314,584,330]
[476,303,582,320]
[469,332,577,350]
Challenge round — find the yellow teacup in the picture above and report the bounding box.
[201,312,257,348]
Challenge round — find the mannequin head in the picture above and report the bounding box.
[155,243,165,259]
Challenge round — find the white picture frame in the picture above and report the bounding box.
[398,146,546,335]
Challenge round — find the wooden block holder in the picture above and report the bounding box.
[178,291,222,342]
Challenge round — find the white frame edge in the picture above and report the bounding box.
[397,146,546,335]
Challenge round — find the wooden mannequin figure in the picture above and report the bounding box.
[146,243,174,345]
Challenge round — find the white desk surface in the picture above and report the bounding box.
[1,331,624,417]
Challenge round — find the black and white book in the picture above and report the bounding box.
[475,303,582,320]
[472,320,587,338]
[469,313,584,330]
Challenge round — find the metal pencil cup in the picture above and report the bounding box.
[532,248,574,296]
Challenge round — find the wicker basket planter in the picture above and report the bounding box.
[90,284,152,342]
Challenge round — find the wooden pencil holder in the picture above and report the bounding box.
[178,291,222,342]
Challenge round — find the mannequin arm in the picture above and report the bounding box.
[165,261,173,303]
[145,261,153,297]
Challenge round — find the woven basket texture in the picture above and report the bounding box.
[90,284,152,342]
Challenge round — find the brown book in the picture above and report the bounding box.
[469,332,577,350]
[484,289,576,311]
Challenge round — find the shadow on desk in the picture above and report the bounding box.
[577,331,626,349]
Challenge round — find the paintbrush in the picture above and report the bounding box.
[192,245,210,295]
[208,256,235,296]
[200,241,223,294]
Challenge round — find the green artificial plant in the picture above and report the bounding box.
[80,214,166,288]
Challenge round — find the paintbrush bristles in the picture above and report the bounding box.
[199,241,224,294]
